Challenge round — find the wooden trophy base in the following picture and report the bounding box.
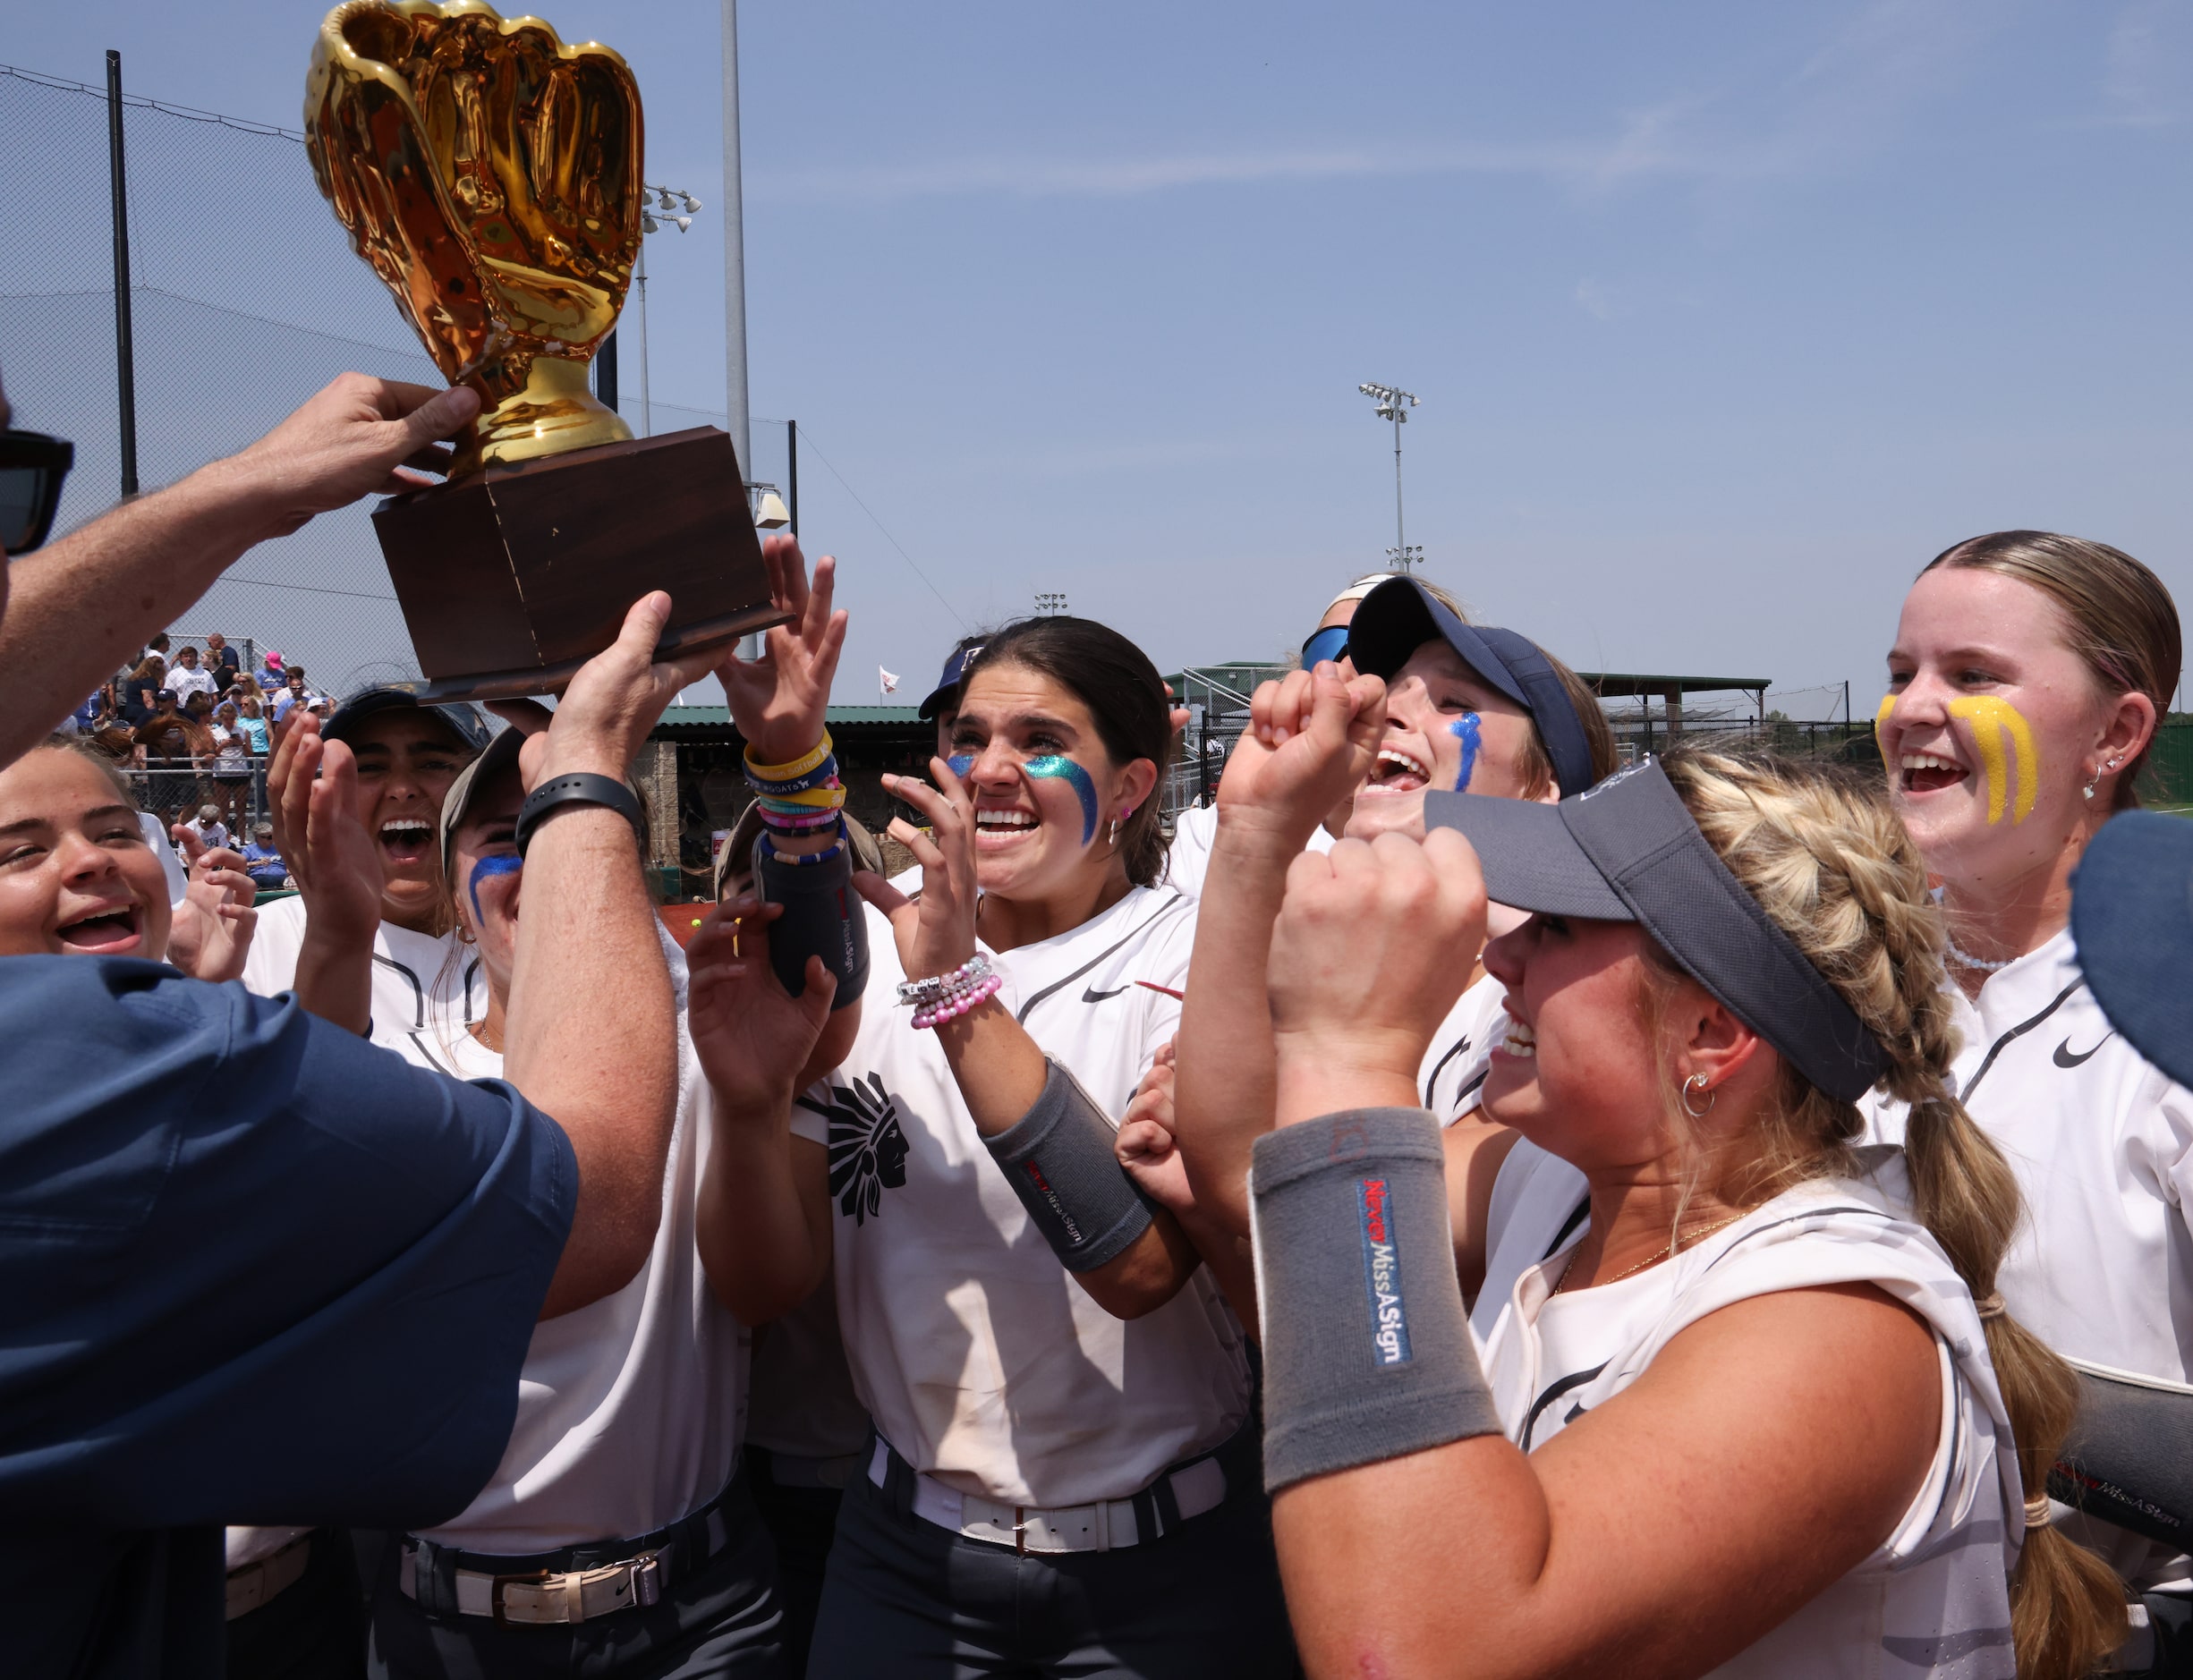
[371,426,789,701]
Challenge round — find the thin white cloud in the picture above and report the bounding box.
[2101,0,2192,128]
[750,3,2010,207]
[1573,279,1618,322]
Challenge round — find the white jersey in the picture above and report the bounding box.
[1160,801,1335,903]
[1473,1137,1593,1340]
[241,894,482,1039]
[387,936,749,1551]
[1481,1150,2020,1680]
[793,887,1251,1508]
[139,810,189,905]
[1862,925,2193,1593]
[1419,972,1510,1125]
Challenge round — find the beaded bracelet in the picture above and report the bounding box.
[897,954,992,1010]
[914,972,1001,1030]
[761,836,846,867]
[744,733,833,785]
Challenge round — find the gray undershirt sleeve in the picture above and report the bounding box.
[1250,1107,1503,1494]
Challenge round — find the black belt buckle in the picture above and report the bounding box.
[489,1569,553,1628]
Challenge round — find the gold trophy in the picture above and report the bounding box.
[306,0,783,699]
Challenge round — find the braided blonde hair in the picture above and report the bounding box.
[1653,744,2126,1680]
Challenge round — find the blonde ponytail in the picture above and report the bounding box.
[1660,746,2128,1680]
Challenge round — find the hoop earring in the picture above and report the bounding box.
[1680,1073,1716,1119]
[2083,774,2098,802]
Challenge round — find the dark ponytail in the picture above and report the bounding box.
[964,616,1173,887]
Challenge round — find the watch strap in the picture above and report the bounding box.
[514,772,644,858]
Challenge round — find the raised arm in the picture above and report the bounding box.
[690,898,838,1323]
[1170,666,1385,1266]
[0,375,478,766]
[1254,832,1942,1680]
[503,592,722,1319]
[261,713,385,1035]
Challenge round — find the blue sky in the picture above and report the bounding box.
[8,1,2189,711]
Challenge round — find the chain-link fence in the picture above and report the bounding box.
[0,60,794,718]
[1,61,438,699]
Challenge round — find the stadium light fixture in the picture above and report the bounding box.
[633,182,708,441]
[1357,382,1422,573]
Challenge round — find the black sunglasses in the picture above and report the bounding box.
[0,430,74,554]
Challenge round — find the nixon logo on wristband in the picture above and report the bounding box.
[1357,1177,1412,1366]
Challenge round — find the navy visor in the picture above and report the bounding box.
[1427,759,1891,1103]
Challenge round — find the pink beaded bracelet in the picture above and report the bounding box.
[912,971,1002,1030]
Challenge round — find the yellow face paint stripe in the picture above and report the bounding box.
[1874,694,1896,744]
[1946,696,2038,825]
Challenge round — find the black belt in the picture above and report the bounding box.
[401,1464,747,1624]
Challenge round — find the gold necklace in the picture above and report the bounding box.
[1552,1210,1749,1296]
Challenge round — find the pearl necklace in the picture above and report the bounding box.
[1552,1211,1748,1295]
[1943,934,2011,972]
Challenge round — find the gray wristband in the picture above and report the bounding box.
[1250,1107,1502,1494]
[2050,1362,2193,1549]
[985,1058,1154,1273]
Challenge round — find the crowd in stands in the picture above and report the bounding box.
[56,632,329,886]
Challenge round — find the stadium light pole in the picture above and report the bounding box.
[720,0,752,484]
[721,0,760,661]
[1358,381,1421,573]
[1034,592,1068,616]
[634,184,701,441]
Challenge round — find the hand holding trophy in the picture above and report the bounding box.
[306,0,786,700]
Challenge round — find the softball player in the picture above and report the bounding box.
[1243,727,2124,1680]
[242,690,488,1036]
[363,725,787,1679]
[1869,532,2191,1669]
[701,614,1293,1678]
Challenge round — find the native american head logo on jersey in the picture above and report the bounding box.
[800,1073,910,1224]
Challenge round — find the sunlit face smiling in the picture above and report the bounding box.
[946,662,1148,903]
[1477,911,1671,1175]
[350,713,470,931]
[0,749,173,961]
[1360,641,1544,803]
[1880,565,2132,894]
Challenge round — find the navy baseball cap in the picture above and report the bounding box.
[2071,812,2193,1090]
[917,642,985,722]
[1347,577,1597,798]
[324,686,491,755]
[1427,758,1891,1103]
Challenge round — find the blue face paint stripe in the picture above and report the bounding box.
[946,753,974,779]
[468,852,523,921]
[1024,756,1100,844]
[1449,713,1482,793]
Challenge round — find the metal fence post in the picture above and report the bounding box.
[105,49,140,498]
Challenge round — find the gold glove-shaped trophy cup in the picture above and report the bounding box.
[307,0,783,700]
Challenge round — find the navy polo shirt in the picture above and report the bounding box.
[0,956,578,1679]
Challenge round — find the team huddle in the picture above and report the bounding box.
[3,371,2190,1680]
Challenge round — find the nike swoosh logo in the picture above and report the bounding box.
[2053,1034,2112,1068]
[1082,980,1187,1004]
